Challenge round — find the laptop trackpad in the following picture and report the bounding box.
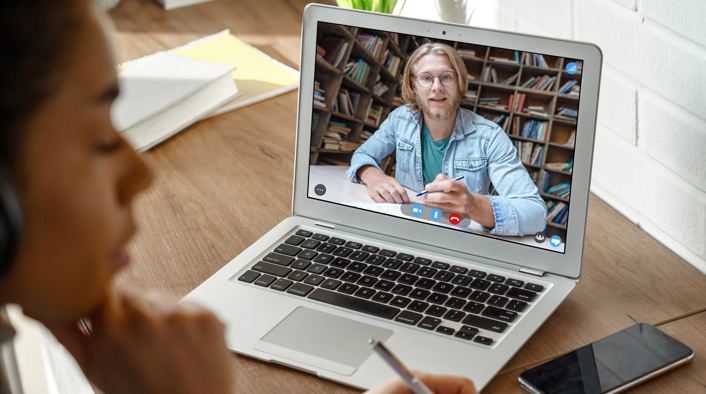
[253,307,394,376]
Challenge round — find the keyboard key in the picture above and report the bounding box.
[409,289,431,300]
[408,301,429,313]
[474,336,493,345]
[357,276,378,287]
[254,274,277,287]
[469,269,486,278]
[482,306,518,322]
[349,251,370,261]
[488,283,509,295]
[432,261,450,270]
[306,263,327,274]
[330,258,351,269]
[295,230,313,237]
[450,287,472,298]
[507,300,528,312]
[459,325,479,336]
[348,262,367,272]
[362,245,379,253]
[252,261,292,277]
[329,237,346,245]
[287,270,308,282]
[414,257,432,266]
[366,255,386,266]
[374,280,396,291]
[434,271,455,282]
[391,284,413,296]
[285,235,304,245]
[333,247,353,257]
[469,279,491,290]
[275,244,301,256]
[313,254,334,264]
[445,297,466,309]
[454,331,475,341]
[507,287,537,302]
[238,270,260,283]
[427,305,447,317]
[303,274,324,286]
[525,283,544,292]
[371,292,394,304]
[444,310,466,322]
[338,283,359,294]
[450,265,468,274]
[417,267,438,278]
[427,293,449,305]
[341,272,361,283]
[345,241,363,249]
[271,279,293,291]
[432,282,454,294]
[263,253,294,266]
[397,253,414,261]
[487,274,505,282]
[363,265,384,276]
[487,295,509,307]
[312,233,329,241]
[436,326,455,335]
[391,296,411,308]
[292,260,311,270]
[416,278,437,289]
[451,275,472,286]
[462,315,508,333]
[317,243,336,253]
[298,250,318,260]
[396,311,423,325]
[463,301,484,314]
[287,283,314,296]
[323,267,344,278]
[308,289,400,319]
[418,316,441,330]
[381,270,402,281]
[379,249,397,257]
[506,278,524,287]
[400,263,420,273]
[398,274,419,285]
[382,259,403,269]
[354,287,376,299]
[300,239,321,249]
[469,291,490,302]
[321,279,342,290]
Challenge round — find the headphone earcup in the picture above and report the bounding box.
[0,167,23,281]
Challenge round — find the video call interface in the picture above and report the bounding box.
[308,22,584,254]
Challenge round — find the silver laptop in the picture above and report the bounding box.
[184,4,602,390]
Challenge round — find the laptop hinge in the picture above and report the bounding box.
[314,221,336,229]
[520,267,545,277]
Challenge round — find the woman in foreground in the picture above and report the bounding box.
[0,1,477,393]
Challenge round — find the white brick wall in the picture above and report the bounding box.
[464,0,706,273]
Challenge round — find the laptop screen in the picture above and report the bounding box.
[307,22,583,254]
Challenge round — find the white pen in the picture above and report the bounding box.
[369,339,434,394]
[416,175,465,197]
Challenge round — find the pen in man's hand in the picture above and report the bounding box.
[369,339,434,394]
[416,175,465,197]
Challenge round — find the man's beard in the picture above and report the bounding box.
[416,91,462,121]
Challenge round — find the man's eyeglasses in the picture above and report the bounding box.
[414,71,457,88]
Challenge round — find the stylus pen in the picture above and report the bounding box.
[416,175,465,197]
[369,339,434,394]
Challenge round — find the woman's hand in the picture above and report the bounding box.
[364,371,478,394]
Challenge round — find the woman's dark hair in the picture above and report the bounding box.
[0,0,86,169]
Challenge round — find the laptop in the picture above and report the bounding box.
[184,4,602,390]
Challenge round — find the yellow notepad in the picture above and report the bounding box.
[119,30,299,117]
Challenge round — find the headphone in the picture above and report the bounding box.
[0,165,23,283]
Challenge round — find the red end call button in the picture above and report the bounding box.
[449,213,461,225]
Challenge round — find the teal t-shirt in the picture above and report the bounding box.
[421,122,451,186]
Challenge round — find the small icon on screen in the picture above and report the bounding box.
[314,184,327,196]
[566,62,578,74]
[412,205,424,217]
[430,209,442,221]
[449,213,461,225]
[534,232,546,244]
[550,235,562,247]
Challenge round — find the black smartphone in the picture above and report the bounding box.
[518,323,694,394]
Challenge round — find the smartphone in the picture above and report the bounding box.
[518,323,694,394]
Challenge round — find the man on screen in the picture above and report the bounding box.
[347,43,546,237]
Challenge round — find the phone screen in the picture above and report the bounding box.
[519,323,693,394]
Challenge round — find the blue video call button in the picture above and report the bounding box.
[430,209,442,221]
[565,62,578,74]
[411,205,424,217]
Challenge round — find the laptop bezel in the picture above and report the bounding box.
[292,4,602,279]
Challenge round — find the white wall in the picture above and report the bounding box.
[464,0,706,274]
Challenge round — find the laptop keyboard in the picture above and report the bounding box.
[237,229,546,346]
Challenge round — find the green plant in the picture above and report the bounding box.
[336,0,399,14]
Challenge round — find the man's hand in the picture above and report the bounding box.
[43,286,233,394]
[364,371,477,394]
[358,165,410,204]
[419,174,495,229]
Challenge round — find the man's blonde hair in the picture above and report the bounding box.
[401,43,469,113]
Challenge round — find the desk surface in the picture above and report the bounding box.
[110,1,706,392]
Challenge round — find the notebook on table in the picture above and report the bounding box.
[184,4,601,390]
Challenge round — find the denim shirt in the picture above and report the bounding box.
[347,105,547,237]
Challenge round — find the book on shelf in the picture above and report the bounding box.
[520,120,548,141]
[545,157,573,173]
[490,56,515,63]
[311,112,319,133]
[324,132,342,140]
[344,58,371,85]
[501,73,518,85]
[463,91,477,104]
[456,48,476,58]
[509,93,526,112]
[530,144,544,165]
[313,81,326,107]
[339,141,362,151]
[316,45,326,57]
[360,130,373,141]
[366,104,383,126]
[523,53,549,68]
[569,84,580,95]
[357,33,384,58]
[373,79,390,96]
[319,36,349,68]
[517,141,534,163]
[313,100,326,108]
[546,201,567,222]
[565,131,576,146]
[555,107,578,121]
[547,183,571,198]
[540,172,551,192]
[384,52,402,76]
[558,79,578,94]
[327,121,351,135]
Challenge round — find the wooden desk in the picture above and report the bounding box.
[109,1,706,392]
